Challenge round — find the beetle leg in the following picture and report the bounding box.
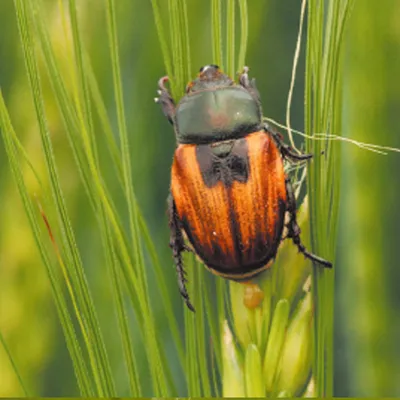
[238,66,261,102]
[183,244,193,253]
[239,66,251,88]
[167,195,195,312]
[285,177,333,268]
[155,76,176,125]
[265,123,313,162]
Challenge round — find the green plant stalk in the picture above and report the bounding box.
[103,4,168,393]
[168,0,182,97]
[340,1,400,394]
[38,3,114,394]
[263,300,290,392]
[305,1,327,393]
[202,269,224,378]
[150,0,173,81]
[38,0,158,394]
[305,0,353,395]
[275,292,313,396]
[64,2,173,393]
[226,0,235,77]
[105,0,147,318]
[86,6,179,396]
[0,331,29,396]
[179,0,191,83]
[67,1,120,394]
[67,0,95,152]
[64,27,143,390]
[16,0,179,395]
[185,258,201,396]
[83,40,186,378]
[0,92,93,396]
[104,220,142,396]
[245,344,264,396]
[88,4,187,378]
[83,55,124,181]
[211,0,223,68]
[195,265,212,397]
[184,256,219,397]
[14,0,116,395]
[237,0,248,70]
[222,322,245,397]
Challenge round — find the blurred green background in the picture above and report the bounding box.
[0,0,399,396]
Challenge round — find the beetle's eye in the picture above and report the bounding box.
[199,66,205,73]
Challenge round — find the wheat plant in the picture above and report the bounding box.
[0,0,354,396]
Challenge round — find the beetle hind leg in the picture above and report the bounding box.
[265,123,313,162]
[285,178,332,268]
[168,195,195,312]
[172,246,195,312]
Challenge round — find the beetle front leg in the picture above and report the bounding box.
[155,76,176,125]
[167,195,195,312]
[238,66,261,102]
[265,123,313,162]
[285,177,333,268]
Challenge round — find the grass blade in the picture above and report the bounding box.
[226,0,235,76]
[29,0,179,394]
[105,1,174,394]
[0,91,93,396]
[304,0,354,395]
[237,0,248,70]
[0,331,29,396]
[211,0,223,68]
[14,0,116,395]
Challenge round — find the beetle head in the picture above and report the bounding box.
[186,65,234,93]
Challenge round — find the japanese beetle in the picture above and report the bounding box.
[156,65,332,311]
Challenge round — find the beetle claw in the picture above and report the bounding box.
[158,76,169,91]
[156,75,175,125]
[185,299,196,312]
[183,244,193,253]
[239,66,250,88]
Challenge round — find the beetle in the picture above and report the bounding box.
[155,65,332,311]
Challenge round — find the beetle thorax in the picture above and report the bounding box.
[173,65,262,144]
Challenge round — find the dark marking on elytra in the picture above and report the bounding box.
[181,213,228,268]
[228,202,243,266]
[252,231,268,263]
[196,138,250,188]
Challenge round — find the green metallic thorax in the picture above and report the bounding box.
[175,85,262,144]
